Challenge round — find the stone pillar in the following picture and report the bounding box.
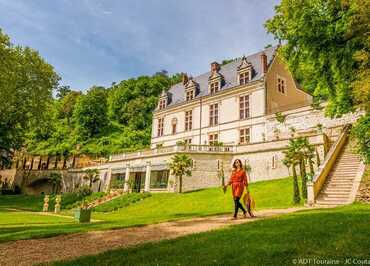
[307,181,315,206]
[144,161,151,192]
[105,168,112,192]
[124,163,130,193]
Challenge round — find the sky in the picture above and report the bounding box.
[0,0,280,90]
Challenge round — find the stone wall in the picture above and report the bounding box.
[181,154,232,192]
[356,165,370,203]
[1,168,109,195]
[265,106,361,141]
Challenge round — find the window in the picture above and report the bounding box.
[272,155,278,169]
[277,76,286,94]
[159,99,166,109]
[239,71,250,85]
[239,95,250,119]
[185,110,192,131]
[184,138,192,145]
[157,118,164,137]
[210,81,219,94]
[171,118,177,135]
[209,103,219,126]
[239,128,250,144]
[209,133,218,145]
[186,90,194,101]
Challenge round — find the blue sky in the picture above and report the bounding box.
[0,0,280,90]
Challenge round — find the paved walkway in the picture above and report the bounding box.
[0,207,310,266]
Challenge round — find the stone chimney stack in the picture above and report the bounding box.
[182,73,189,85]
[211,62,220,73]
[260,52,267,74]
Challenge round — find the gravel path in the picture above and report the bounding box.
[0,207,310,266]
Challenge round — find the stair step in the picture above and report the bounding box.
[316,198,349,204]
[328,177,356,180]
[315,200,348,205]
[327,178,354,181]
[322,191,351,195]
[332,167,359,170]
[325,181,353,185]
[323,188,352,193]
[319,195,350,200]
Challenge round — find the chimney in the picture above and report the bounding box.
[260,52,267,74]
[211,62,220,73]
[182,73,188,85]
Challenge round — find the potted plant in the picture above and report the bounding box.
[74,200,92,223]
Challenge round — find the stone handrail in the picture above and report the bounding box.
[307,125,351,206]
[110,144,235,161]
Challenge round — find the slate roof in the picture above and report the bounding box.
[163,46,277,108]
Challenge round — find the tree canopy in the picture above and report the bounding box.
[0,29,60,167]
[25,66,181,157]
[266,0,370,162]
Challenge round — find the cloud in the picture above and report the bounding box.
[0,0,280,90]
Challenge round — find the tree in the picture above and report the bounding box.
[49,172,62,194]
[56,85,72,99]
[283,139,301,204]
[168,154,192,193]
[265,0,370,162]
[83,169,100,189]
[73,86,109,139]
[0,28,60,167]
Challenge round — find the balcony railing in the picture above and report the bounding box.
[110,144,235,161]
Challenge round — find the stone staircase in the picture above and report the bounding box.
[315,142,364,207]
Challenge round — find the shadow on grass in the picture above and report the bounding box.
[53,204,370,266]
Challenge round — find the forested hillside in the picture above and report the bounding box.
[25,72,181,157]
[0,28,181,167]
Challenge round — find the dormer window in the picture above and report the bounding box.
[209,62,223,95]
[184,77,198,101]
[186,90,194,101]
[158,90,170,110]
[237,56,253,85]
[210,81,219,94]
[239,71,250,85]
[159,98,166,109]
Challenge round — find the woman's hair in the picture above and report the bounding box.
[232,159,243,169]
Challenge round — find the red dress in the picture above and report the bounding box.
[228,169,248,198]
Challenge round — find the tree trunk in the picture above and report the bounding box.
[292,164,300,204]
[300,160,307,199]
[179,175,183,193]
[315,147,321,168]
[309,158,314,175]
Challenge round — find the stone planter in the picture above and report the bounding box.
[74,208,91,223]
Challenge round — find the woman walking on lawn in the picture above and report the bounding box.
[223,159,254,219]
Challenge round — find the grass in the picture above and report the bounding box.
[94,193,151,212]
[0,194,44,211]
[0,177,301,243]
[53,203,370,266]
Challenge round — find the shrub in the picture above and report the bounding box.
[94,193,151,212]
[77,185,92,198]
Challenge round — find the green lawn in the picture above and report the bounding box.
[0,177,301,243]
[53,203,370,266]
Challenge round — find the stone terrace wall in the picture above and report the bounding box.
[356,165,370,203]
[265,106,362,141]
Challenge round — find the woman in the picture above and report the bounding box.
[224,159,254,219]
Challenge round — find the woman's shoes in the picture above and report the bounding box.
[243,213,247,219]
